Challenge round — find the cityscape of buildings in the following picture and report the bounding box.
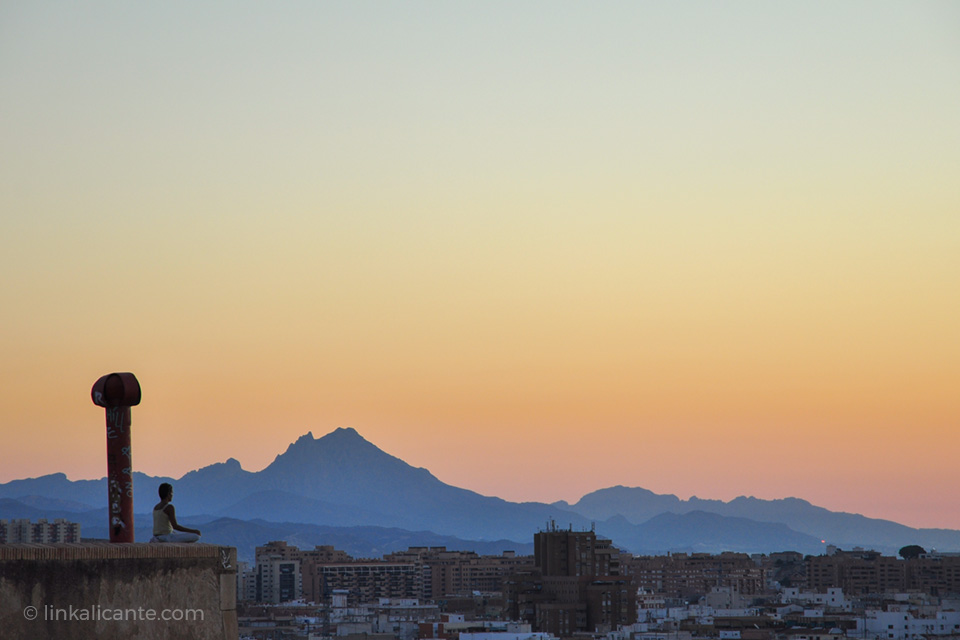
[3,514,960,640]
[226,525,960,640]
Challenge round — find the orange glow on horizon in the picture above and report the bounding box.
[1,2,958,531]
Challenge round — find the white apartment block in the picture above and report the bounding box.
[856,609,960,640]
[0,518,81,543]
[256,556,302,604]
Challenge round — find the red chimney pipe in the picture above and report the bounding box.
[91,372,141,543]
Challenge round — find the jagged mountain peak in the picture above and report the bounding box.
[260,427,439,495]
[281,427,369,452]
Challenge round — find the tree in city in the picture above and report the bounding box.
[898,545,926,560]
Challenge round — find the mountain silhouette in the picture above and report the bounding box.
[2,427,959,555]
[569,486,960,552]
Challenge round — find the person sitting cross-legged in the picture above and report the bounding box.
[149,482,201,543]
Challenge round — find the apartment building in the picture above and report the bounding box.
[535,526,621,577]
[905,554,960,596]
[251,541,303,604]
[0,518,81,543]
[806,551,960,596]
[315,561,421,604]
[626,552,766,599]
[384,547,533,598]
[248,541,532,605]
[505,524,636,636]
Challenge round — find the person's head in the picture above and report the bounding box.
[158,483,173,501]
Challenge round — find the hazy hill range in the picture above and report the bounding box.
[559,486,960,553]
[2,427,958,557]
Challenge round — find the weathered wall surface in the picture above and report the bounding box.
[0,542,237,640]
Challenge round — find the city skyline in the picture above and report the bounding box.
[1,3,958,531]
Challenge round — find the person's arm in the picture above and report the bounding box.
[164,504,201,536]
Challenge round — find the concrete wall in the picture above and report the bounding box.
[0,542,237,640]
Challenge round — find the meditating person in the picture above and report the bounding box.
[150,482,201,543]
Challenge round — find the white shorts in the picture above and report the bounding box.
[149,532,200,543]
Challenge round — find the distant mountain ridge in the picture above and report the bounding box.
[563,486,960,553]
[2,427,958,556]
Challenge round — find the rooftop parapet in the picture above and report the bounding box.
[0,542,237,640]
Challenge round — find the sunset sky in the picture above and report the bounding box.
[1,2,958,530]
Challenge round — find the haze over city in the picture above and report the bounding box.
[1,2,958,531]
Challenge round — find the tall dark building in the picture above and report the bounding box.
[506,523,636,637]
[535,524,621,577]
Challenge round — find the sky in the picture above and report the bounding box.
[1,2,958,530]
